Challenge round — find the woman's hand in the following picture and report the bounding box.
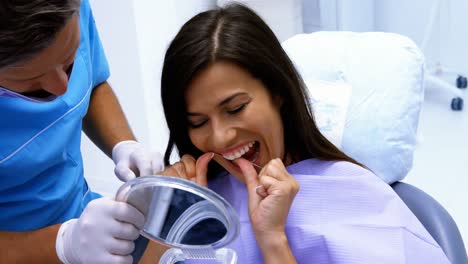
[158,153,214,187]
[236,158,299,244]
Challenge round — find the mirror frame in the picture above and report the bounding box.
[115,176,240,250]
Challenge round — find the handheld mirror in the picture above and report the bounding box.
[115,176,240,264]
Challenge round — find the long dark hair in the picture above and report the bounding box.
[161,4,360,177]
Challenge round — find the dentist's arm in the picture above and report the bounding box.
[0,225,62,263]
[82,81,135,158]
[83,81,163,181]
[0,198,144,264]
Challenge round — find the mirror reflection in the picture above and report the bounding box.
[126,185,227,246]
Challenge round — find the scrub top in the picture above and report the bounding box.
[0,0,109,231]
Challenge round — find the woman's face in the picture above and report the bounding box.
[185,61,284,182]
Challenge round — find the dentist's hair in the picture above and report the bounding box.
[0,0,81,69]
[161,3,361,177]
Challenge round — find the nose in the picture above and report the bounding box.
[210,119,237,150]
[40,68,69,96]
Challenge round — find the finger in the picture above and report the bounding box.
[212,153,244,181]
[131,151,152,176]
[255,185,268,198]
[151,152,165,173]
[115,162,136,182]
[259,158,287,181]
[111,201,146,230]
[195,152,214,187]
[181,154,197,181]
[235,158,262,210]
[112,222,140,241]
[258,175,280,193]
[158,165,177,177]
[172,162,188,179]
[107,254,133,264]
[108,238,136,255]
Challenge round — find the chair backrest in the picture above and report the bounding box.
[392,182,467,264]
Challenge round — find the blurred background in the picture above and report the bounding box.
[84,0,467,242]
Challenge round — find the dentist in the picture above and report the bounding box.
[0,0,162,263]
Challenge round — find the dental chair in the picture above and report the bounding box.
[283,31,467,264]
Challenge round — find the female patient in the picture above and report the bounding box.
[157,4,450,263]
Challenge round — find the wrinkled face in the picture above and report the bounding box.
[185,61,285,182]
[0,13,80,98]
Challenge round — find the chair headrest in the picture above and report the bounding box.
[283,31,425,183]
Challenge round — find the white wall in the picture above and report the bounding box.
[375,0,468,73]
[219,0,303,42]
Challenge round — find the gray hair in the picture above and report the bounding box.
[0,0,81,69]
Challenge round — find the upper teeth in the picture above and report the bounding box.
[223,141,255,160]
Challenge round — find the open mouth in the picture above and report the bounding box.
[220,141,260,172]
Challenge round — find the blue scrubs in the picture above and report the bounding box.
[0,0,109,231]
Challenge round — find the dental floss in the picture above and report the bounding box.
[215,153,266,196]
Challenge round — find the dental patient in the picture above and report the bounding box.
[153,4,450,263]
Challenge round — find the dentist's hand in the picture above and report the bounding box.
[56,197,145,264]
[112,140,164,182]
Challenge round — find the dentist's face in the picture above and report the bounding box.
[185,61,285,182]
[0,13,80,98]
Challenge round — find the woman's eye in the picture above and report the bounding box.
[188,120,207,129]
[227,104,246,114]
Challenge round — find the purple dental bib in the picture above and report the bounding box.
[206,159,449,264]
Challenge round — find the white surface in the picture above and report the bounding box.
[375,0,468,76]
[336,0,374,31]
[305,80,352,148]
[218,0,303,42]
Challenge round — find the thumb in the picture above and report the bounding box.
[235,158,261,211]
[115,161,136,182]
[195,152,214,187]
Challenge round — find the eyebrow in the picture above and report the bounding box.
[187,92,248,116]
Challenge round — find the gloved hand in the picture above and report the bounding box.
[56,197,145,264]
[112,140,164,182]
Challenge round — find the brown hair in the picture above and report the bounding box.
[0,0,81,69]
[161,4,361,178]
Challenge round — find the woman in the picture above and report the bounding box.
[157,4,450,263]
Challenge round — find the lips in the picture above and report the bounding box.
[213,141,261,180]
